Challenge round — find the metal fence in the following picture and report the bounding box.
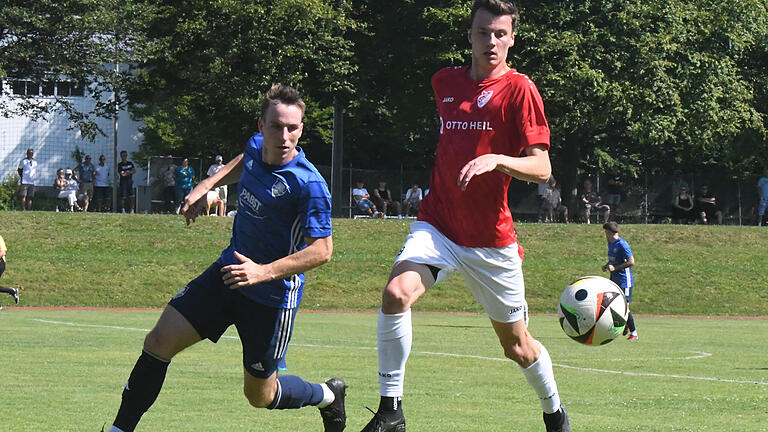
[130,159,764,225]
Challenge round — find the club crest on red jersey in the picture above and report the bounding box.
[477,90,493,108]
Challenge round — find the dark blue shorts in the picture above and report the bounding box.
[169,263,296,378]
[119,180,134,198]
[94,186,111,201]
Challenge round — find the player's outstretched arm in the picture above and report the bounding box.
[221,236,333,289]
[182,153,244,225]
[457,143,551,191]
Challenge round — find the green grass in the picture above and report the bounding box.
[1,309,767,431]
[1,210,767,315]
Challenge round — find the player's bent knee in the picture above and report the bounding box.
[382,281,419,312]
[503,343,538,367]
[243,384,275,408]
[142,329,172,358]
[244,390,272,408]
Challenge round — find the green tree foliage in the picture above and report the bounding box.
[126,0,355,164]
[342,0,469,170]
[3,0,766,183]
[514,0,767,191]
[345,0,767,192]
[0,0,153,140]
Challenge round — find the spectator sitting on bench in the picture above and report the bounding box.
[542,178,568,223]
[695,184,723,225]
[580,179,610,224]
[404,183,423,217]
[671,186,695,224]
[352,180,381,218]
[372,180,401,218]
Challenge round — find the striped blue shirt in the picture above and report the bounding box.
[217,134,332,308]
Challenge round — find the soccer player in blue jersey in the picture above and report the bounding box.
[106,84,347,432]
[601,221,638,340]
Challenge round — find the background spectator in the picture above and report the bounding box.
[57,169,82,212]
[174,158,195,214]
[160,157,176,214]
[17,148,37,211]
[118,150,136,214]
[404,183,423,217]
[93,155,111,212]
[352,180,379,217]
[207,155,227,216]
[536,175,552,222]
[604,166,624,211]
[580,179,610,223]
[53,168,68,211]
[74,155,95,211]
[671,186,696,224]
[371,180,401,217]
[695,184,722,224]
[542,178,568,223]
[758,168,768,226]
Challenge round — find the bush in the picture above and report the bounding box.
[0,174,19,210]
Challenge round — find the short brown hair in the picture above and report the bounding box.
[260,84,306,119]
[470,0,519,32]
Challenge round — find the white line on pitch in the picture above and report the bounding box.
[31,319,766,386]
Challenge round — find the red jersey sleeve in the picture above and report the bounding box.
[507,75,550,151]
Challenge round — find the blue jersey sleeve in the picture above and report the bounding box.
[300,176,332,239]
[620,240,633,260]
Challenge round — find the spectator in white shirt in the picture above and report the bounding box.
[17,148,37,210]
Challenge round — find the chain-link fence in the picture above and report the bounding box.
[134,158,764,225]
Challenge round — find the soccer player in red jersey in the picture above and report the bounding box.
[360,1,570,431]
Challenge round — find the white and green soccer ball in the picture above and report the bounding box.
[557,276,628,346]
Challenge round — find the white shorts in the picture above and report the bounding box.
[395,221,528,324]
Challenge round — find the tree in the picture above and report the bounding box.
[0,0,153,141]
[516,0,767,196]
[126,0,355,164]
[343,0,470,171]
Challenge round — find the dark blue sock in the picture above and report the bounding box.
[113,350,170,432]
[627,312,636,332]
[267,375,324,410]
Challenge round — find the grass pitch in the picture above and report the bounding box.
[1,211,767,316]
[2,308,766,431]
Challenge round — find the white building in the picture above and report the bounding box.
[0,79,145,188]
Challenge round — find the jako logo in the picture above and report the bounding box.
[442,97,454,103]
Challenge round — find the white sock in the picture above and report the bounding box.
[520,340,561,414]
[316,383,335,408]
[108,426,125,432]
[377,309,412,397]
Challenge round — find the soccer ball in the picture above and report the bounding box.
[557,276,628,346]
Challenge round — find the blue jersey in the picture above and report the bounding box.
[217,134,332,308]
[759,176,768,200]
[607,237,634,288]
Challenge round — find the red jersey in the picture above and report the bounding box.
[418,66,550,247]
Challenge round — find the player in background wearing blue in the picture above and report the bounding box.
[105,84,346,432]
[757,167,768,227]
[601,221,637,340]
